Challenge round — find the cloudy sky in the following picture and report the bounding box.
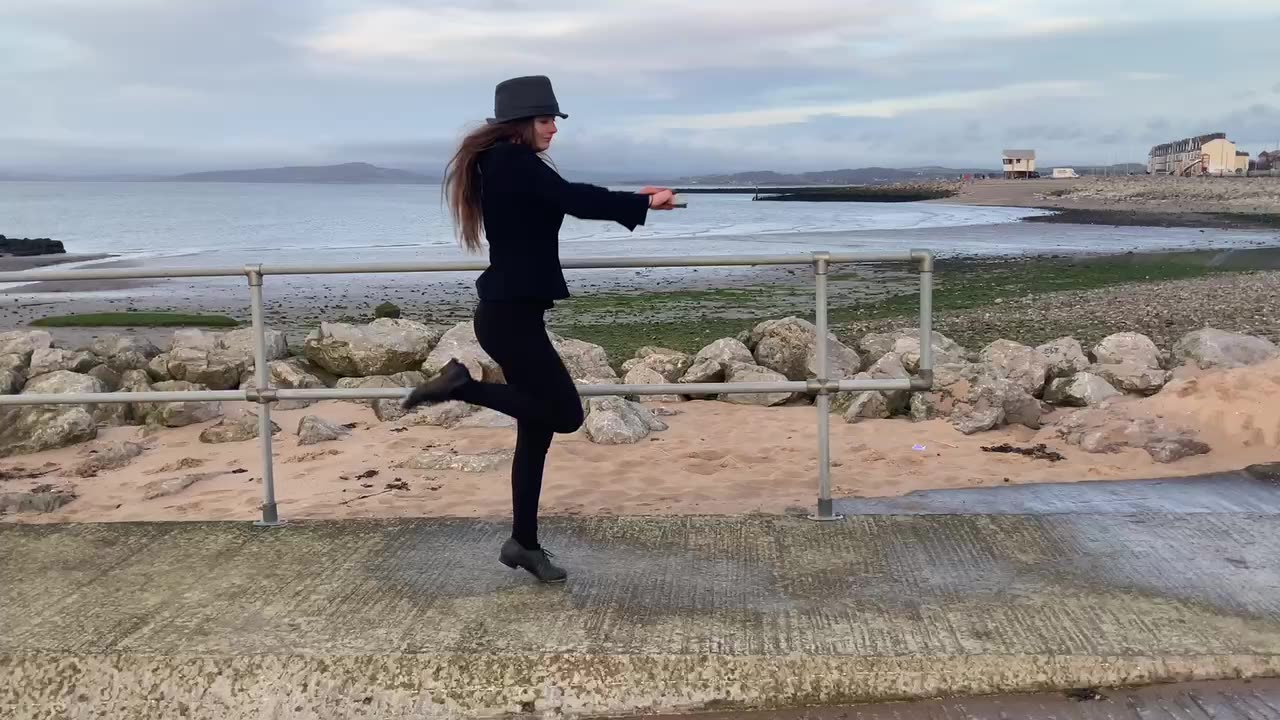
[3,0,1279,177]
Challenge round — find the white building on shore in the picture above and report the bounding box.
[1001,149,1036,179]
[1148,132,1250,176]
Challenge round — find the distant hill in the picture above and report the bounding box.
[659,166,999,186]
[170,162,438,184]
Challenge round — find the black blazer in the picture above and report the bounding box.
[475,141,650,304]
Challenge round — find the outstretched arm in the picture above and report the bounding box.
[506,146,656,229]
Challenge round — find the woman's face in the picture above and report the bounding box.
[532,116,558,152]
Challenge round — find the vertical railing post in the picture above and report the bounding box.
[809,251,843,522]
[915,250,935,382]
[247,265,284,528]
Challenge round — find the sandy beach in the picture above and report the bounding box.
[938,176,1280,225]
[3,354,1278,525]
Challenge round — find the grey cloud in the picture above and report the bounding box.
[1006,124,1087,142]
[2,1,1279,175]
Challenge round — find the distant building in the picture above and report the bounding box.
[1001,149,1036,179]
[1147,132,1250,176]
[1258,151,1276,171]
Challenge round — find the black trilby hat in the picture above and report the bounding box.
[487,75,568,125]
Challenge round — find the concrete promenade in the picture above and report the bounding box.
[3,470,1280,718]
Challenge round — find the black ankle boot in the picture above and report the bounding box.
[402,358,471,409]
[499,538,567,583]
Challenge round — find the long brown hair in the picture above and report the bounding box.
[444,119,538,252]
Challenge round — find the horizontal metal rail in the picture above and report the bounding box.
[2,378,918,406]
[0,250,934,525]
[0,251,920,284]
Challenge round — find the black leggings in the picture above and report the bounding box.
[452,301,584,549]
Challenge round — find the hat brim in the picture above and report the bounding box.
[487,112,568,125]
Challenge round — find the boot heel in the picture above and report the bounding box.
[499,556,518,569]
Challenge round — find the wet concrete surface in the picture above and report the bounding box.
[834,470,1280,516]
[632,678,1280,719]
[3,504,1280,717]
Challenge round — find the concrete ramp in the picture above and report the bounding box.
[3,510,1280,718]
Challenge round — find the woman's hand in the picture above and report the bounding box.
[644,189,676,210]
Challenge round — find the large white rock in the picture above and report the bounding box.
[833,353,911,416]
[6,366,106,445]
[0,354,26,375]
[296,415,350,445]
[1048,407,1210,463]
[241,358,332,410]
[0,369,24,395]
[0,406,97,458]
[553,337,618,382]
[0,330,52,363]
[721,361,795,407]
[1036,337,1091,379]
[621,346,692,383]
[1093,332,1162,369]
[199,414,281,444]
[88,334,161,361]
[748,316,861,381]
[421,321,504,383]
[858,328,966,371]
[841,373,892,424]
[400,400,479,428]
[623,364,681,403]
[950,376,1041,435]
[169,329,222,352]
[1172,328,1279,370]
[979,339,1051,397]
[679,338,754,384]
[139,380,223,427]
[1091,363,1171,395]
[218,327,289,362]
[304,319,441,377]
[167,348,246,391]
[1043,372,1122,407]
[336,371,425,422]
[28,348,99,377]
[22,370,109,397]
[583,397,666,444]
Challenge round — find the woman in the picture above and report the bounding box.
[403,75,676,583]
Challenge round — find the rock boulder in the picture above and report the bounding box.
[1047,407,1210,463]
[1093,332,1162,369]
[553,337,618,382]
[980,339,1051,397]
[1036,337,1091,379]
[583,397,667,444]
[1172,328,1279,370]
[722,361,794,407]
[621,346,692,382]
[1043,372,1122,407]
[421,321,504,383]
[304,319,441,377]
[748,316,860,381]
[0,330,52,363]
[297,416,350,445]
[140,380,223,427]
[199,414,281,444]
[29,348,99,376]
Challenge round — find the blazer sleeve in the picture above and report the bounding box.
[505,146,651,230]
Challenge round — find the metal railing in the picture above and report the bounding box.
[0,250,934,523]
